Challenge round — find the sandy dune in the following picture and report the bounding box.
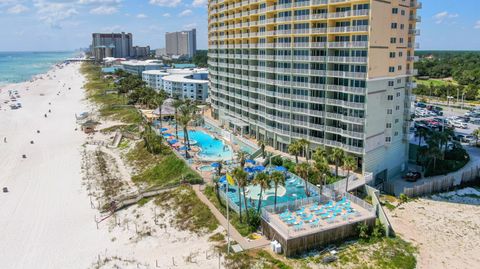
[387,197,480,269]
[0,63,221,269]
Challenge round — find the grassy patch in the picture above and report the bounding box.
[80,62,141,125]
[208,232,225,242]
[415,78,452,87]
[215,244,294,269]
[137,197,151,207]
[126,141,164,172]
[132,153,202,187]
[154,185,218,235]
[300,237,416,269]
[204,185,254,237]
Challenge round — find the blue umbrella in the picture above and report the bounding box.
[245,159,256,164]
[274,166,287,172]
[179,146,189,151]
[163,133,173,138]
[253,165,265,172]
[168,139,178,144]
[211,162,221,168]
[244,167,254,173]
[160,127,169,132]
[219,175,226,183]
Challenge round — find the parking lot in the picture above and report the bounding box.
[412,103,479,144]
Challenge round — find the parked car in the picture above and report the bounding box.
[452,121,468,129]
[404,171,422,182]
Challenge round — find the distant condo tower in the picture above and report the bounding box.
[208,0,421,182]
[92,32,133,60]
[165,29,197,58]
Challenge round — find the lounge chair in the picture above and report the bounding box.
[310,218,320,228]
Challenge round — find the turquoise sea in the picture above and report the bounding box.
[0,51,75,86]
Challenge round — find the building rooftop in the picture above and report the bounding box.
[142,70,170,76]
[162,73,209,84]
[121,60,162,66]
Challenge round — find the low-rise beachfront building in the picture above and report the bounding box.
[141,68,209,102]
[120,60,162,76]
[162,71,209,102]
[142,70,170,90]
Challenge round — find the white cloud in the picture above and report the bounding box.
[475,20,480,29]
[101,25,122,32]
[183,22,196,30]
[149,0,181,7]
[433,11,459,24]
[7,4,29,14]
[90,5,118,15]
[192,0,207,7]
[163,13,170,17]
[78,0,122,4]
[136,13,147,19]
[179,9,192,17]
[34,0,79,29]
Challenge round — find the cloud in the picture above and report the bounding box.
[7,4,29,14]
[183,22,196,30]
[192,0,207,7]
[149,0,181,7]
[101,25,122,32]
[179,9,192,17]
[78,0,122,4]
[136,13,147,19]
[34,0,79,29]
[433,11,459,24]
[163,13,170,17]
[475,21,480,29]
[90,6,118,15]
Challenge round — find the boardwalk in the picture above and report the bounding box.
[192,185,270,251]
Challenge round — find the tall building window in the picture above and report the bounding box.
[392,8,398,14]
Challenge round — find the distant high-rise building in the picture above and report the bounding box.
[91,32,133,60]
[165,29,197,58]
[132,46,151,58]
[208,0,422,182]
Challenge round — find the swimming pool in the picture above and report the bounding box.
[221,173,319,211]
[198,165,215,172]
[178,130,233,161]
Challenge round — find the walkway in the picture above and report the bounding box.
[192,185,270,251]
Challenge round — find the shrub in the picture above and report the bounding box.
[399,193,409,204]
[247,208,261,229]
[271,156,284,166]
[357,223,370,239]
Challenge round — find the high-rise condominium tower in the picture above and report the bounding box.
[91,32,133,60]
[165,29,197,58]
[208,0,421,181]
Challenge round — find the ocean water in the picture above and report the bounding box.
[0,51,75,86]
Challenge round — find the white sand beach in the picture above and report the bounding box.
[0,63,221,269]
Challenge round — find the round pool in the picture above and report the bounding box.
[197,165,214,172]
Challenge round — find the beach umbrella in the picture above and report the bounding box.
[168,139,178,144]
[219,175,227,184]
[179,146,190,151]
[245,159,256,164]
[163,134,173,138]
[274,166,287,172]
[244,167,254,173]
[253,165,265,172]
[172,142,182,147]
[160,127,169,132]
[211,162,221,168]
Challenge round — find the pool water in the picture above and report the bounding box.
[198,165,214,172]
[178,130,233,161]
[222,174,318,210]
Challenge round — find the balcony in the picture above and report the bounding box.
[411,0,422,9]
[408,42,420,49]
[407,56,420,62]
[406,69,418,76]
[328,25,369,33]
[326,70,367,79]
[326,56,367,64]
[408,29,421,36]
[328,41,368,48]
[328,9,369,19]
[325,112,365,124]
[326,85,366,95]
[410,15,421,22]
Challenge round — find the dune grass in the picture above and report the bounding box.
[155,185,218,235]
[80,62,141,125]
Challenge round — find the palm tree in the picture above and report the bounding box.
[313,146,327,163]
[153,90,167,128]
[288,141,302,164]
[172,99,184,139]
[252,172,270,213]
[270,171,286,211]
[330,148,345,178]
[233,167,249,223]
[236,151,249,168]
[298,138,311,162]
[177,102,199,156]
[427,145,443,171]
[313,157,330,191]
[416,127,429,163]
[473,128,480,146]
[343,155,357,192]
[257,139,266,158]
[295,162,311,196]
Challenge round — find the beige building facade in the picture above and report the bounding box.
[208,0,421,182]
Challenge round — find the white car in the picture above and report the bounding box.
[452,121,468,129]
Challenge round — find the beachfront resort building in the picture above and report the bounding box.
[142,68,209,102]
[208,0,421,182]
[120,60,163,76]
[92,32,133,61]
[166,29,197,58]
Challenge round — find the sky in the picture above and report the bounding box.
[0,0,478,51]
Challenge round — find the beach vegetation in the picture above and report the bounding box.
[155,185,218,234]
